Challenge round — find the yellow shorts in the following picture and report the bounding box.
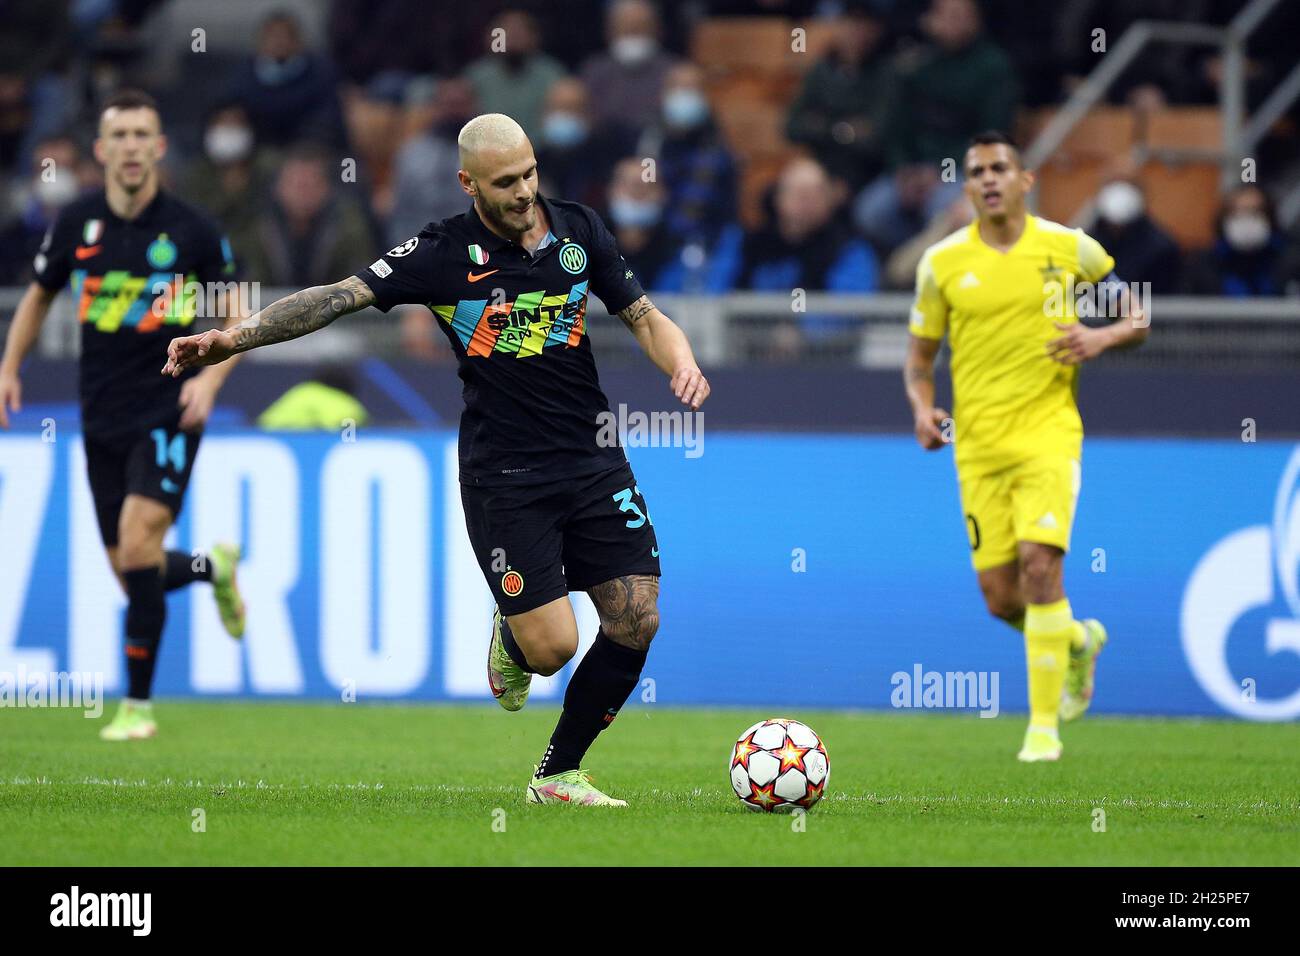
[958,456,1081,571]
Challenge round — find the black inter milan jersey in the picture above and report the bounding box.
[34,190,235,438]
[355,196,645,486]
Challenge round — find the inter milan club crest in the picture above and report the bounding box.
[559,242,587,275]
[468,243,488,266]
[147,233,178,269]
[501,569,524,597]
[83,219,103,245]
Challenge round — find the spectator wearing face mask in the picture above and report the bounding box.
[636,62,737,250]
[464,9,566,138]
[180,104,271,271]
[388,77,481,245]
[534,78,638,217]
[0,133,96,284]
[606,156,701,293]
[1183,185,1288,297]
[581,0,678,129]
[229,10,349,150]
[1090,178,1181,296]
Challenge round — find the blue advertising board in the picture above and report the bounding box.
[1,430,1297,719]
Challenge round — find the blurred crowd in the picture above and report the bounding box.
[4,0,1300,330]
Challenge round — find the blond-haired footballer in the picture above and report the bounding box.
[903,131,1148,761]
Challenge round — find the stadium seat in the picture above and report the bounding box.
[1140,161,1220,248]
[341,89,402,193]
[1021,106,1136,163]
[1034,156,1111,227]
[691,18,799,76]
[1143,107,1223,152]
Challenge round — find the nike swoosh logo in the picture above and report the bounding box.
[75,245,103,260]
[651,547,659,558]
[467,270,499,282]
[161,478,179,493]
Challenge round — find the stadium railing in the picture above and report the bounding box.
[4,286,1298,370]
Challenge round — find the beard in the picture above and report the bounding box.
[481,195,535,237]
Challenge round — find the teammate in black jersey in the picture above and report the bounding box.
[163,113,709,806]
[0,90,248,741]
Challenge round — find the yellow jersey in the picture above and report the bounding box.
[909,214,1115,476]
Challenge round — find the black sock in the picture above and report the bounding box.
[163,550,212,592]
[124,567,166,700]
[500,615,536,674]
[536,630,647,778]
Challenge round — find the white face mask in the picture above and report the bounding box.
[1096,181,1143,226]
[1224,212,1270,252]
[35,170,78,208]
[611,35,656,65]
[205,125,254,164]
[663,89,709,130]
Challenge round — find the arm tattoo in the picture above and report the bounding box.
[587,574,660,651]
[617,294,656,333]
[230,275,375,353]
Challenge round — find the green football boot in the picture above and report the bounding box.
[209,542,246,639]
[527,768,628,806]
[1061,618,1107,722]
[99,699,157,741]
[1016,725,1062,763]
[487,607,531,711]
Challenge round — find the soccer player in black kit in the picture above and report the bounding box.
[0,90,247,741]
[163,113,710,805]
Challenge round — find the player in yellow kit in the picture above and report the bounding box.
[903,131,1148,762]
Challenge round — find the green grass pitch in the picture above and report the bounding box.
[2,701,1297,866]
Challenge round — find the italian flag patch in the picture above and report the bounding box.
[468,244,488,265]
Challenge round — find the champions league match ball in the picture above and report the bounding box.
[729,718,829,812]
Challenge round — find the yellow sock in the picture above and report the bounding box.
[1024,599,1075,732]
[1069,620,1086,651]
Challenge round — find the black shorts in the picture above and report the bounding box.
[84,420,202,547]
[461,462,662,615]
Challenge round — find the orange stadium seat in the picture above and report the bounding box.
[692,18,798,76]
[1143,107,1223,151]
[712,97,790,159]
[1021,106,1136,164]
[1139,161,1220,248]
[342,89,402,184]
[1034,156,1111,227]
[691,17,827,229]
[1025,106,1223,247]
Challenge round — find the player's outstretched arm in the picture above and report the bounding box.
[176,285,256,430]
[904,334,949,451]
[617,294,710,410]
[0,282,58,428]
[162,275,375,377]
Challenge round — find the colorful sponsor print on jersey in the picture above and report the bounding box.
[431,281,589,358]
[70,269,201,332]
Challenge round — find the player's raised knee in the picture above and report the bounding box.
[602,605,660,652]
